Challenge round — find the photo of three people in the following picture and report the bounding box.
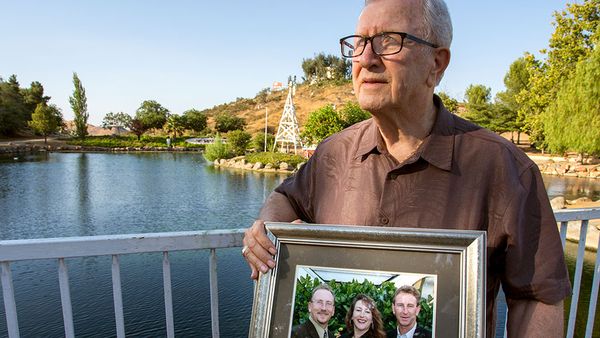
[290,266,436,338]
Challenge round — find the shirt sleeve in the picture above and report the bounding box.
[500,164,572,304]
[274,151,317,223]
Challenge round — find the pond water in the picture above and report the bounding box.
[0,152,597,337]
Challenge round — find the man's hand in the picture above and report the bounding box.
[242,220,277,280]
[243,191,301,279]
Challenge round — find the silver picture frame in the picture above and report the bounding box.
[249,222,486,338]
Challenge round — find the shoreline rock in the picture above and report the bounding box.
[213,156,300,175]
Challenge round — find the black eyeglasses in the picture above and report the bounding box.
[339,32,438,58]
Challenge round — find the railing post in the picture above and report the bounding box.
[566,220,588,338]
[58,258,75,338]
[111,255,126,338]
[209,248,220,338]
[584,233,600,338]
[1,262,20,338]
[559,221,568,250]
[162,252,175,338]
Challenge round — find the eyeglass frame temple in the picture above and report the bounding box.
[339,32,438,58]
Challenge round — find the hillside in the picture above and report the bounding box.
[205,82,357,135]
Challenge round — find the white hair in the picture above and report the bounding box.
[364,0,453,48]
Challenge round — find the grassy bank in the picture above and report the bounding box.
[244,152,306,168]
[66,135,204,149]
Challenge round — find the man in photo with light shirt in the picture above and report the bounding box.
[387,285,431,338]
[292,284,336,338]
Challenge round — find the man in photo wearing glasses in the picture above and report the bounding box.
[243,0,571,337]
[292,284,336,338]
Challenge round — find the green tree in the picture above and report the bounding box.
[22,81,50,115]
[301,105,345,145]
[436,91,459,114]
[517,0,600,148]
[69,72,89,139]
[463,84,493,128]
[302,53,351,84]
[0,75,30,135]
[227,130,252,156]
[339,102,371,127]
[495,57,531,143]
[164,114,186,138]
[183,109,208,133]
[543,46,600,156]
[214,113,246,133]
[135,100,169,130]
[28,103,63,143]
[101,112,132,135]
[128,118,147,140]
[301,103,370,145]
[252,132,275,152]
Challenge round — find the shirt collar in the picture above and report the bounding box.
[354,95,454,172]
[308,316,327,337]
[397,322,417,338]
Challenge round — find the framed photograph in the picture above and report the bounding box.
[249,223,486,338]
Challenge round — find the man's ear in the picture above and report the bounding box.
[427,47,451,87]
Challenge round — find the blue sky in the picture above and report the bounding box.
[1,0,569,125]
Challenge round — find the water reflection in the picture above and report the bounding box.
[543,175,600,200]
[76,153,93,236]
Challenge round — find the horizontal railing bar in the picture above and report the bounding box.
[0,229,245,262]
[554,207,600,222]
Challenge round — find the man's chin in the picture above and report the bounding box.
[357,98,386,115]
[316,315,331,324]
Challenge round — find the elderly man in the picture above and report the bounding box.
[242,0,571,337]
[292,284,336,338]
[387,285,431,338]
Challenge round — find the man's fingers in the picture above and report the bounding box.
[250,220,277,255]
[242,220,277,279]
[245,258,259,280]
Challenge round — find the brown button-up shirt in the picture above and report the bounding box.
[275,98,571,336]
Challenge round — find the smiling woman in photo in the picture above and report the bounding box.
[341,294,386,338]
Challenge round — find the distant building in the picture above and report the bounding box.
[271,81,284,91]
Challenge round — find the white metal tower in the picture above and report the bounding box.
[273,77,303,153]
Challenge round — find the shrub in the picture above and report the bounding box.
[204,135,232,161]
[252,133,275,152]
[227,130,251,156]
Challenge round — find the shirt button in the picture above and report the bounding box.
[381,217,389,225]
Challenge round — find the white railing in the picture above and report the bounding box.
[555,208,600,338]
[0,229,244,338]
[0,208,598,338]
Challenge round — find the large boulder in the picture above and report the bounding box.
[252,162,264,170]
[279,162,290,171]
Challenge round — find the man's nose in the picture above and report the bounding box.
[358,41,380,68]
